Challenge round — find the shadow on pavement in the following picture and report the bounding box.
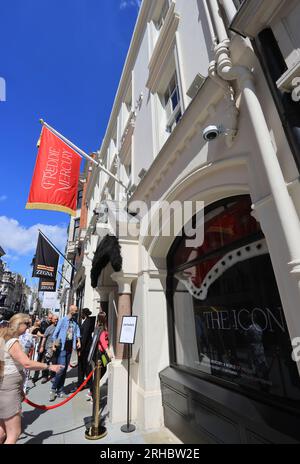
[22,408,46,427]
[22,430,53,444]
[84,412,108,430]
[19,423,87,444]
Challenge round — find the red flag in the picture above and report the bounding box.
[26,126,81,216]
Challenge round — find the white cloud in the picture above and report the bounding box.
[0,216,67,256]
[3,253,19,262]
[0,195,7,202]
[120,0,141,10]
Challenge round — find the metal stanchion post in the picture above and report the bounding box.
[85,352,107,440]
[121,344,135,433]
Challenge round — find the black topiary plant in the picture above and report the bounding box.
[90,235,122,288]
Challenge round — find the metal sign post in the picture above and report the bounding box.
[119,316,137,433]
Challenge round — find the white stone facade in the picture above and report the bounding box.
[65,0,300,434]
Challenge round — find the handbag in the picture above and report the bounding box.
[101,351,110,367]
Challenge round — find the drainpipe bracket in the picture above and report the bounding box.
[215,39,231,52]
[215,41,254,86]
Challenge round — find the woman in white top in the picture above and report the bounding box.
[0,313,63,444]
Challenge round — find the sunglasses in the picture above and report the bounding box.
[23,321,31,327]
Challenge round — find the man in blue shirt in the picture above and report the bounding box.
[49,305,81,401]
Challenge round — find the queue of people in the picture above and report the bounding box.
[77,308,94,393]
[0,313,63,444]
[39,314,59,382]
[32,312,53,384]
[0,305,112,444]
[49,305,81,401]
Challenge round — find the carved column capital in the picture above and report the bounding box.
[111,272,137,294]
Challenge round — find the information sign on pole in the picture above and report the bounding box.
[119,315,137,434]
[119,316,137,345]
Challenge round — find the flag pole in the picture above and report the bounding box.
[57,269,71,286]
[39,119,128,191]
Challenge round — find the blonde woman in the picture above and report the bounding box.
[0,313,63,444]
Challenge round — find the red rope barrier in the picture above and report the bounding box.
[23,369,94,410]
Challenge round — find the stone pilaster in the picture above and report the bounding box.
[111,272,136,359]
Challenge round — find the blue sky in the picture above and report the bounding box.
[0,0,140,286]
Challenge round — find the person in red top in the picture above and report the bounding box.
[86,312,111,401]
[98,330,109,354]
[97,312,111,374]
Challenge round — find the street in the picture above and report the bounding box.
[20,366,181,445]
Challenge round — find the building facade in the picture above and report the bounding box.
[64,0,300,443]
[58,178,85,317]
[0,269,30,312]
[0,247,5,293]
[0,260,4,285]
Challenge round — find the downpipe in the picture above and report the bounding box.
[207,0,300,275]
[219,0,237,24]
[208,59,239,147]
[205,0,238,147]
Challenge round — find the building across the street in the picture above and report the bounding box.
[0,246,5,258]
[0,247,33,314]
[0,268,32,313]
[62,0,300,443]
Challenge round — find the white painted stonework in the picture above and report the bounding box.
[63,0,300,432]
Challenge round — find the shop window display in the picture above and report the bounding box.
[169,196,300,404]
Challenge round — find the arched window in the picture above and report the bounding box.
[167,195,300,405]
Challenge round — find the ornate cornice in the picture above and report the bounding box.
[97,0,152,156]
[129,77,223,203]
[85,0,153,202]
[146,1,180,93]
[230,0,289,38]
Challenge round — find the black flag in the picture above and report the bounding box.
[32,232,59,279]
[38,278,57,292]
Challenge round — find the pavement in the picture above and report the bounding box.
[18,367,182,445]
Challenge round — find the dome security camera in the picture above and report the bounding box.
[202,125,221,141]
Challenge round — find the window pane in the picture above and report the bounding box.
[171,197,300,404]
[73,218,80,241]
[77,190,83,209]
[173,197,260,268]
[169,75,176,94]
[173,251,300,401]
[171,88,179,111]
[164,73,181,134]
[233,0,245,9]
[175,109,182,124]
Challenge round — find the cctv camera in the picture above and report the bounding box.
[202,125,221,141]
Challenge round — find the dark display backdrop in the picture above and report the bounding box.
[173,254,300,402]
[169,196,300,407]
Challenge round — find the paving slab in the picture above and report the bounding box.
[19,369,182,445]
